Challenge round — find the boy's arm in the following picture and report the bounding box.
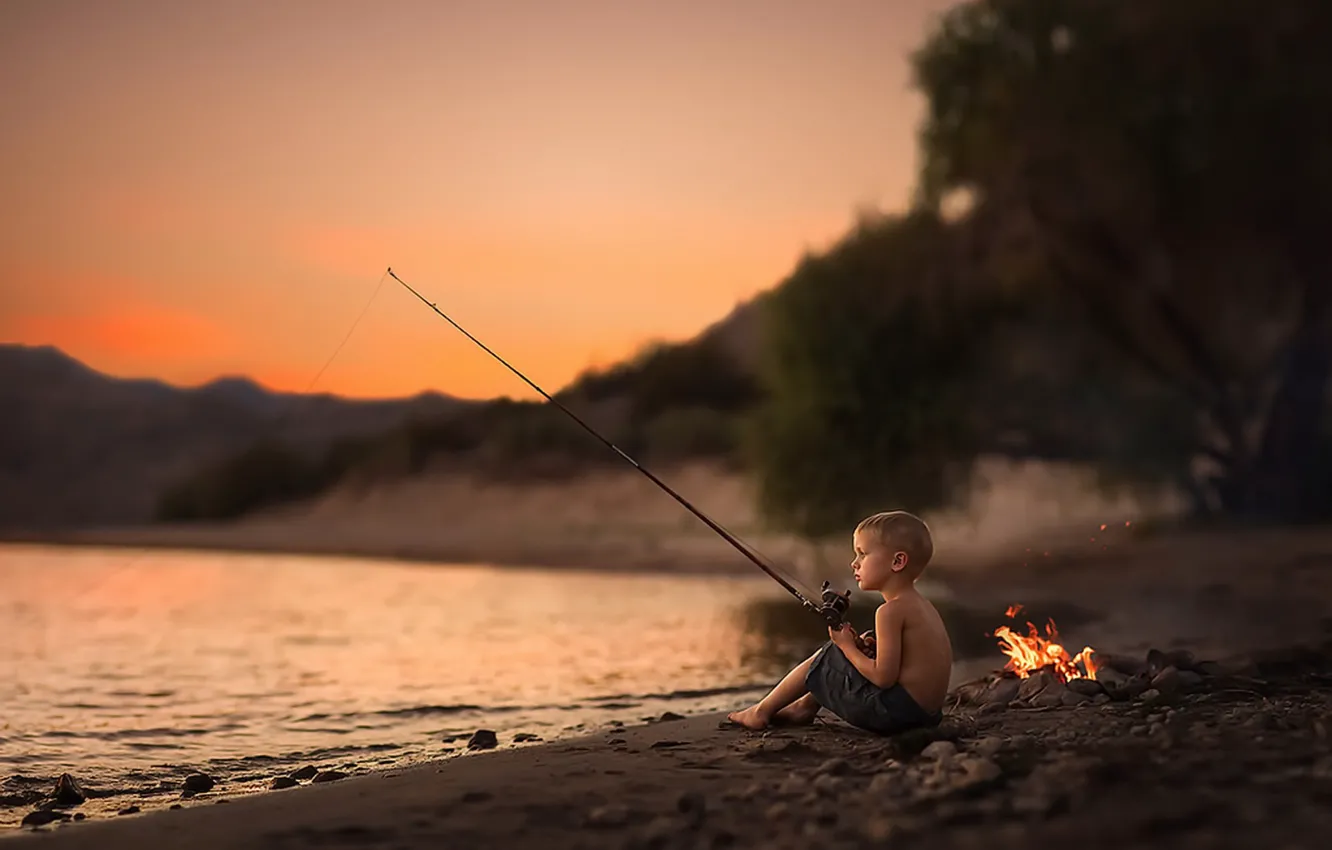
[831,603,903,688]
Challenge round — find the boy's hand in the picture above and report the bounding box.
[828,623,859,653]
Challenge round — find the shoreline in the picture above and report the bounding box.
[8,640,1331,849]
[5,524,1332,846]
[0,528,762,576]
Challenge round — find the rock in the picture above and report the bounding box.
[921,740,958,761]
[117,806,140,815]
[22,809,71,827]
[764,802,789,820]
[607,738,627,745]
[657,711,685,722]
[182,774,214,793]
[1139,688,1163,704]
[642,815,682,848]
[677,791,706,826]
[1091,694,1111,705]
[269,776,298,790]
[867,773,898,794]
[1066,678,1105,697]
[1161,649,1199,672]
[512,733,542,743]
[814,758,850,776]
[1033,682,1069,707]
[649,740,687,749]
[291,765,319,781]
[979,702,1007,715]
[984,677,1022,706]
[1177,670,1204,691]
[953,756,1003,790]
[1146,648,1170,675]
[812,774,843,796]
[954,678,992,705]
[1061,689,1091,706]
[73,813,85,820]
[777,773,808,796]
[467,730,498,750]
[1150,667,1182,695]
[973,736,1004,757]
[169,804,182,810]
[311,771,347,783]
[1017,670,1056,702]
[585,803,630,827]
[52,773,85,805]
[1149,722,1166,736]
[1096,652,1148,676]
[863,816,896,840]
[179,790,196,799]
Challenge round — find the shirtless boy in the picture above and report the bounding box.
[727,511,953,734]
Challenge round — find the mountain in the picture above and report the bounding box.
[0,345,473,529]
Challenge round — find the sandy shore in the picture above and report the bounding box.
[7,524,1332,848]
[8,646,1330,849]
[1,457,1182,578]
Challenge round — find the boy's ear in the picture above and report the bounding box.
[891,551,908,572]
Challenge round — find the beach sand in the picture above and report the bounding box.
[8,524,1332,848]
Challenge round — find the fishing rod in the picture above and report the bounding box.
[385,267,853,628]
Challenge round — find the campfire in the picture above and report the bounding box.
[993,606,1098,682]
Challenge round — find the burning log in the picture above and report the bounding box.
[994,615,1098,682]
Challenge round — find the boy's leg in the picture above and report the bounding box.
[772,693,821,725]
[727,651,821,730]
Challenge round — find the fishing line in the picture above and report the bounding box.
[384,267,852,626]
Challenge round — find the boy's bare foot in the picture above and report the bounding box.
[726,704,771,730]
[772,698,820,726]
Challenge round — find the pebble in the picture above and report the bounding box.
[53,773,85,805]
[467,730,498,750]
[921,740,958,761]
[657,711,685,722]
[512,733,542,743]
[764,802,790,820]
[777,773,808,796]
[973,736,1004,757]
[291,766,319,780]
[585,802,630,827]
[814,757,850,776]
[1139,688,1163,704]
[812,774,843,796]
[1150,667,1182,695]
[867,773,897,794]
[117,806,140,816]
[21,810,70,827]
[311,771,347,783]
[269,776,298,790]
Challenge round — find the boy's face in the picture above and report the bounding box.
[851,530,906,591]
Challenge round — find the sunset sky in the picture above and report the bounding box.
[2,0,955,400]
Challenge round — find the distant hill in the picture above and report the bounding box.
[0,344,473,529]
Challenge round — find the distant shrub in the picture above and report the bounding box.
[156,441,325,521]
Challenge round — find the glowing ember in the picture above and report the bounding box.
[1005,603,1024,619]
[994,611,1098,682]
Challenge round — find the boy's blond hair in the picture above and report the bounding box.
[855,510,934,575]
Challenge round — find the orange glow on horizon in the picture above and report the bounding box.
[0,0,957,400]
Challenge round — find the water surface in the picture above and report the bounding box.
[1,544,873,823]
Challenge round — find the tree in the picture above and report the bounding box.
[912,0,1332,520]
[745,211,1008,539]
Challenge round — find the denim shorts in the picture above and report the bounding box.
[805,641,942,735]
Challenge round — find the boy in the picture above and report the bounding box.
[727,511,952,734]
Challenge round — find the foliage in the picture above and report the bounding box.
[744,211,1010,539]
[910,0,1332,520]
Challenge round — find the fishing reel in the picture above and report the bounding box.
[811,580,852,628]
[808,581,876,658]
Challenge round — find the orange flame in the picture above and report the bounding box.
[1005,603,1024,619]
[994,613,1098,681]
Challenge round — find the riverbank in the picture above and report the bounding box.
[2,458,1177,578]
[9,640,1331,849]
[8,524,1332,848]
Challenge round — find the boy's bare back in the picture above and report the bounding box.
[881,587,953,715]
